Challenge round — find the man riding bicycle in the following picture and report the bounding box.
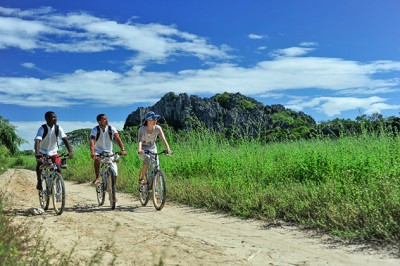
[90,114,127,186]
[34,111,73,191]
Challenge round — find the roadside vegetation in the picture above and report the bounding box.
[1,113,400,264]
[64,127,400,243]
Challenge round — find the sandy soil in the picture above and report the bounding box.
[0,168,399,265]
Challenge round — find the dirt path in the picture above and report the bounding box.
[1,169,399,265]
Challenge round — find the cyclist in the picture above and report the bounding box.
[90,114,127,185]
[138,111,172,186]
[34,111,73,191]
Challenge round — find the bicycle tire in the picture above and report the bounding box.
[39,173,50,210]
[108,170,116,210]
[139,169,151,206]
[52,172,66,215]
[152,170,167,210]
[97,172,106,206]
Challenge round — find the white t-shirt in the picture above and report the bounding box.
[138,125,161,151]
[90,125,118,154]
[35,124,67,156]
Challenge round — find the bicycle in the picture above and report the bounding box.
[96,151,121,210]
[38,153,69,215]
[139,150,170,210]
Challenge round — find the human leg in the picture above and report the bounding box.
[36,161,42,190]
[92,158,100,184]
[139,163,148,185]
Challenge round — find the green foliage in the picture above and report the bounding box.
[60,127,400,242]
[0,116,24,154]
[212,92,257,111]
[0,145,10,174]
[66,128,92,146]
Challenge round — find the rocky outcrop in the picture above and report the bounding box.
[124,92,316,139]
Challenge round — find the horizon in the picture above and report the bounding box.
[1,0,400,150]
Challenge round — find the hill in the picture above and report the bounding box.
[124,92,316,141]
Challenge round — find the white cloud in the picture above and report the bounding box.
[0,7,230,64]
[269,46,316,58]
[12,120,125,151]
[286,96,400,117]
[248,34,266,40]
[1,7,400,120]
[1,57,400,109]
[21,62,36,69]
[299,42,318,47]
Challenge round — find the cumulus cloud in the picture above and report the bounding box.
[0,6,230,65]
[1,7,400,119]
[1,57,400,109]
[286,96,400,117]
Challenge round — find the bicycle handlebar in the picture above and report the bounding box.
[99,151,122,157]
[37,153,69,159]
[141,150,173,156]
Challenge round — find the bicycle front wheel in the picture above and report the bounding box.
[152,170,167,210]
[108,170,116,210]
[97,173,106,206]
[52,172,66,215]
[139,170,151,206]
[39,174,50,210]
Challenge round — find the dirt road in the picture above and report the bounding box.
[1,169,399,265]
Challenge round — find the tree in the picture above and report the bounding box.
[0,116,24,154]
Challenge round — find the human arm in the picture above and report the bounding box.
[89,136,97,160]
[34,139,42,157]
[113,132,127,156]
[62,137,73,159]
[158,126,172,154]
[138,141,144,156]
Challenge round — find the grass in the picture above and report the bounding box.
[0,128,399,264]
[60,129,400,243]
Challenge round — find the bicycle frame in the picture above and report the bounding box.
[139,150,169,210]
[146,152,161,188]
[96,151,120,209]
[38,153,68,215]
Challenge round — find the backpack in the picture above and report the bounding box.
[95,125,113,142]
[42,124,59,139]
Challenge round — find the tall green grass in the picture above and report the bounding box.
[62,130,400,242]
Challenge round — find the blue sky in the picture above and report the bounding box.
[1,0,400,150]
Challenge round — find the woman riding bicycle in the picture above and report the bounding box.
[138,111,172,186]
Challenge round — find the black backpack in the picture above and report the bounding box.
[95,125,113,142]
[42,124,59,139]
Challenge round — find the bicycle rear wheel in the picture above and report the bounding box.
[52,172,66,215]
[39,174,50,210]
[97,173,106,206]
[108,170,116,210]
[152,170,167,210]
